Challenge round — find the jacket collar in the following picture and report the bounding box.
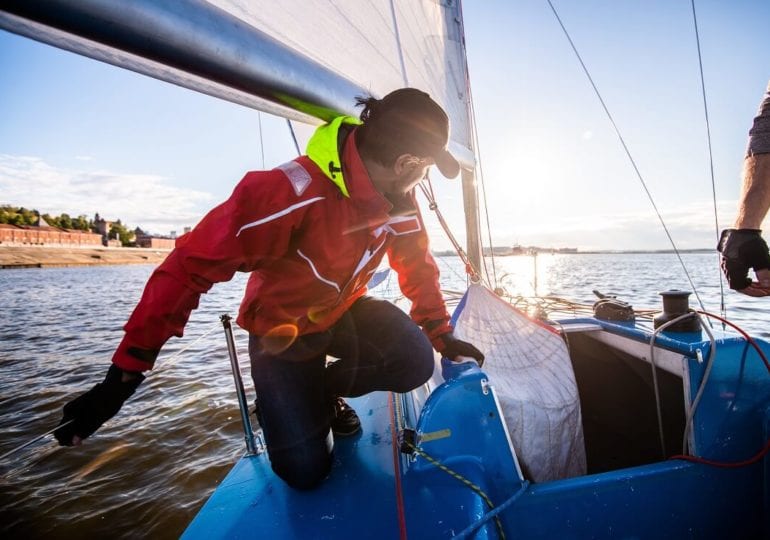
[306,115,361,198]
[340,129,394,221]
[306,116,417,225]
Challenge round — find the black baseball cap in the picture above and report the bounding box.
[369,88,461,178]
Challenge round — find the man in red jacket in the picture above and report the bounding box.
[54,88,484,489]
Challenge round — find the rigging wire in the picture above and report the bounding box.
[690,0,727,323]
[545,0,711,322]
[286,119,302,156]
[418,176,481,283]
[257,112,266,168]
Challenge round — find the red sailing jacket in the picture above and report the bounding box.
[112,121,452,372]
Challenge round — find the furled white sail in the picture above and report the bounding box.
[453,284,587,482]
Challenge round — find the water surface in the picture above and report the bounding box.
[0,253,767,538]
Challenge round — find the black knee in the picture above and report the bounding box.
[390,333,435,393]
[268,440,333,490]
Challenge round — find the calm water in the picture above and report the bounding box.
[1,253,768,538]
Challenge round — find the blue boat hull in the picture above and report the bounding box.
[185,316,770,539]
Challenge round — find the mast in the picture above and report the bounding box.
[455,0,484,274]
[461,168,483,274]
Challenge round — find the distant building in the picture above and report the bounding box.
[93,214,127,246]
[93,214,112,238]
[135,232,175,249]
[0,219,102,247]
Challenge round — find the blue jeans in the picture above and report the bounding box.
[248,296,434,489]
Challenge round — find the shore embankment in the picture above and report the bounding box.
[0,245,170,269]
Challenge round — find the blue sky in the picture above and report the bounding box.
[1,1,768,250]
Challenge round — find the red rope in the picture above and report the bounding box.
[670,438,770,468]
[696,310,770,373]
[388,393,408,540]
[667,311,770,468]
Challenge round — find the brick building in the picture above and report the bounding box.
[0,223,103,247]
[135,233,176,249]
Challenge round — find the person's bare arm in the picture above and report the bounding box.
[717,82,770,295]
[734,154,770,230]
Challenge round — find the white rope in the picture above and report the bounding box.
[681,316,716,454]
[154,320,223,372]
[0,322,224,463]
[0,420,73,462]
[648,312,712,458]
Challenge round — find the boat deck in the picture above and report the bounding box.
[183,392,403,539]
[184,319,770,539]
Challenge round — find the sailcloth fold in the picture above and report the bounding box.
[452,284,587,482]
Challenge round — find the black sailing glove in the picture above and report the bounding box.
[54,364,145,446]
[435,332,485,367]
[717,229,770,290]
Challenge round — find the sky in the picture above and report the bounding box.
[1,0,768,251]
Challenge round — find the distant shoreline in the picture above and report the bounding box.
[0,245,170,269]
[1,245,715,269]
[434,248,715,257]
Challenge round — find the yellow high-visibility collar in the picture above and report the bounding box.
[306,115,362,198]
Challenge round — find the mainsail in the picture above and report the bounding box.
[1,0,483,267]
[0,0,474,168]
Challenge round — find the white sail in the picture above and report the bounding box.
[0,0,474,167]
[453,284,587,482]
[209,0,472,156]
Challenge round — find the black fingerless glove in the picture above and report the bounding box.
[717,229,770,290]
[435,332,485,367]
[54,365,145,446]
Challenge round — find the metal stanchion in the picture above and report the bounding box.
[221,314,259,455]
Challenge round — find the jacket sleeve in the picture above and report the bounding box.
[387,204,452,349]
[112,170,305,371]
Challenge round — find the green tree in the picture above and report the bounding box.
[19,207,37,226]
[59,213,73,229]
[42,213,58,227]
[72,215,90,231]
[0,206,12,224]
[109,220,135,246]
